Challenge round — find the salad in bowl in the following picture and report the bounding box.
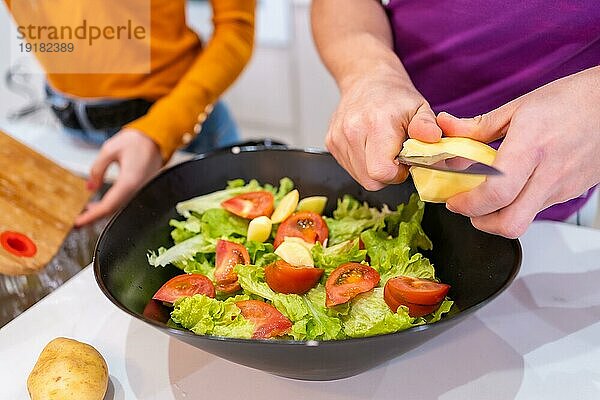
[146,178,452,341]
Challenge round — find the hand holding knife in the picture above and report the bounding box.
[396,153,502,176]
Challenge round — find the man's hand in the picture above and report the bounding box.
[312,0,442,192]
[326,70,441,191]
[438,66,600,238]
[75,128,163,226]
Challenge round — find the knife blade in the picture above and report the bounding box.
[396,153,502,176]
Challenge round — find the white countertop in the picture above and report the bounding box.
[1,221,600,399]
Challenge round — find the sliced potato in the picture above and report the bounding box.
[27,337,108,400]
[247,216,273,243]
[270,189,299,223]
[274,239,314,267]
[296,196,328,215]
[400,137,497,203]
[282,236,315,250]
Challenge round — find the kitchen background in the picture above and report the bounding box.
[0,0,598,223]
[0,0,339,152]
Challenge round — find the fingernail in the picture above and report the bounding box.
[446,202,457,213]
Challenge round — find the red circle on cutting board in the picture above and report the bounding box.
[0,231,37,257]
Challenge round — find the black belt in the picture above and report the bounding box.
[46,87,153,131]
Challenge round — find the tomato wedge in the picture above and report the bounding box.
[152,273,215,305]
[325,262,380,307]
[273,211,329,248]
[221,191,274,219]
[214,239,250,294]
[384,276,450,317]
[265,260,324,294]
[236,300,292,339]
[142,299,171,323]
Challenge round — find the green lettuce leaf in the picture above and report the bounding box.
[234,264,276,300]
[426,299,454,323]
[398,221,432,253]
[311,238,367,275]
[147,234,216,268]
[325,215,384,246]
[381,252,436,285]
[172,253,215,278]
[382,193,426,235]
[200,208,249,239]
[171,294,254,338]
[361,229,435,285]
[271,293,308,322]
[169,215,202,244]
[325,195,392,245]
[271,286,345,341]
[175,179,265,217]
[342,288,422,338]
[245,241,280,267]
[332,195,376,220]
[269,177,295,204]
[225,179,247,189]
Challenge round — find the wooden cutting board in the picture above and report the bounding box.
[0,130,91,275]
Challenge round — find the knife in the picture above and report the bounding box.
[396,153,502,176]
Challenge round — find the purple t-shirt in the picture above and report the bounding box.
[384,0,600,220]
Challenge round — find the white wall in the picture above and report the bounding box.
[0,5,42,120]
[188,0,339,148]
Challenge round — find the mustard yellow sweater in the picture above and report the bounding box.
[5,0,256,160]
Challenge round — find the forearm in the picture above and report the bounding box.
[128,0,256,160]
[311,0,413,93]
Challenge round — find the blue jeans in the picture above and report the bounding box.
[47,91,240,154]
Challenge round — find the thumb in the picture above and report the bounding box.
[407,102,443,143]
[437,98,523,143]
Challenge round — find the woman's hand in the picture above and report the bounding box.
[437,66,600,238]
[75,128,163,226]
[326,70,441,191]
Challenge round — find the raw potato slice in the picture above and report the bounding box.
[270,189,299,223]
[247,216,273,242]
[282,236,315,250]
[27,337,108,400]
[296,196,328,215]
[274,239,314,267]
[400,137,497,203]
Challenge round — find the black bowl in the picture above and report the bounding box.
[94,147,521,381]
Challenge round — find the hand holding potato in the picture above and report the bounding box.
[439,66,600,238]
[28,337,108,400]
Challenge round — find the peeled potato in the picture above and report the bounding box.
[271,189,300,223]
[247,216,273,242]
[400,137,497,203]
[274,239,314,267]
[282,236,315,251]
[296,196,328,215]
[27,337,108,400]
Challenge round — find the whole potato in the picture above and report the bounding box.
[27,337,108,400]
